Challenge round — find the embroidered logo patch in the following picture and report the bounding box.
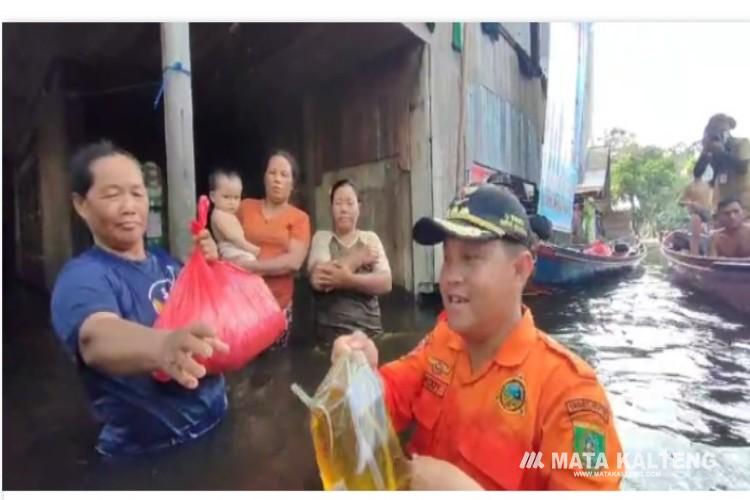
[573,423,606,468]
[497,376,526,414]
[428,356,452,378]
[566,398,610,423]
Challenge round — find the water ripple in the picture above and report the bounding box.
[529,247,750,489]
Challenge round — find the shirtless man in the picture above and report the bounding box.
[708,197,750,258]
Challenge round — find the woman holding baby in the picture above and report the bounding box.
[209,150,311,349]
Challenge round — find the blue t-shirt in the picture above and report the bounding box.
[50,246,227,457]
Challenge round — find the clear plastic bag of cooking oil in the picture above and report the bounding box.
[291,350,410,490]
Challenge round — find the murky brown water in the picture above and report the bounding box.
[3,244,749,490]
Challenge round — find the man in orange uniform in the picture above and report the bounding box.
[332,184,623,490]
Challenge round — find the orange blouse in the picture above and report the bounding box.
[237,198,311,309]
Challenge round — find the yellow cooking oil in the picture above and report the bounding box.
[291,351,410,490]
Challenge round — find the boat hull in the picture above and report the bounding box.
[661,232,750,315]
[533,243,646,286]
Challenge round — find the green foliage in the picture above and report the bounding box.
[608,133,696,237]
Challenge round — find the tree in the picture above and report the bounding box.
[594,128,700,237]
[669,140,702,158]
[598,128,637,157]
[610,144,690,237]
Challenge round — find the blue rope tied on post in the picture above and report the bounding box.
[153,61,192,110]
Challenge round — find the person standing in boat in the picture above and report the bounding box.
[693,114,750,216]
[581,197,598,244]
[571,201,585,244]
[679,170,714,255]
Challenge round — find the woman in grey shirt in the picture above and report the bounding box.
[308,179,392,342]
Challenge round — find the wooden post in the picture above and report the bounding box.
[302,94,317,229]
[160,22,196,261]
[38,68,73,290]
[409,44,435,294]
[455,22,470,195]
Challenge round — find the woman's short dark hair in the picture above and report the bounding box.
[329,178,359,204]
[70,140,139,196]
[266,149,300,187]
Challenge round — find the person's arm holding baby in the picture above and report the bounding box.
[211,210,260,257]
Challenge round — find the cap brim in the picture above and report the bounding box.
[413,217,499,246]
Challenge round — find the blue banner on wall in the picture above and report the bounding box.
[538,22,591,233]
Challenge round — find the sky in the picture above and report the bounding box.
[590,22,750,149]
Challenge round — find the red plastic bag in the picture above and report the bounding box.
[153,195,286,379]
[583,240,613,257]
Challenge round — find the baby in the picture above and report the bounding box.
[208,169,259,264]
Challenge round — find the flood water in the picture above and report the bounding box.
[3,244,750,490]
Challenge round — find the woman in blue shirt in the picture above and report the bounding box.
[51,141,228,457]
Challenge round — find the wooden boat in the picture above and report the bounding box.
[532,241,646,287]
[661,231,750,315]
